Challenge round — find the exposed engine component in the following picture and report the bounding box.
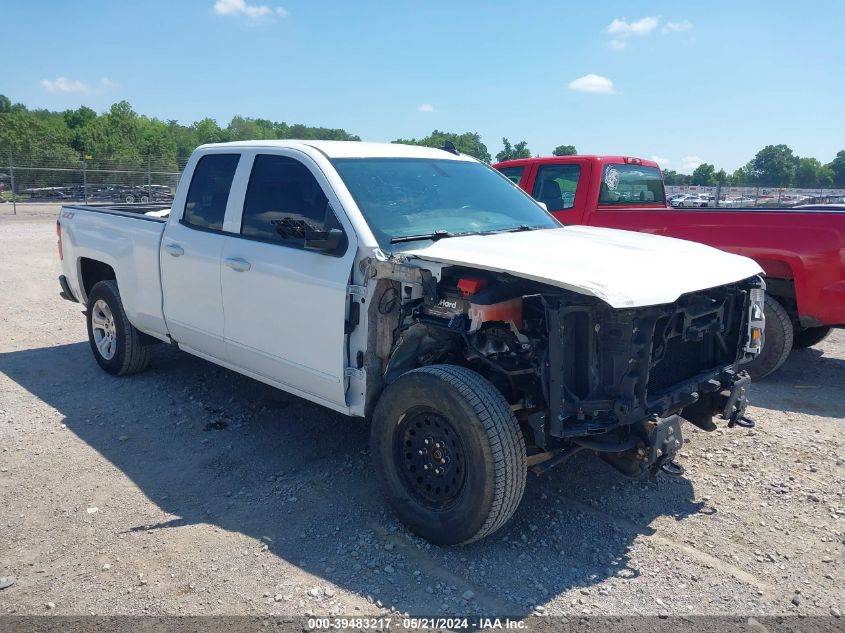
[421,275,524,332]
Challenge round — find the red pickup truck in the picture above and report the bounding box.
[494,155,845,378]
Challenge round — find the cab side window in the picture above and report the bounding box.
[497,166,524,185]
[183,154,240,230]
[241,154,345,250]
[531,164,581,211]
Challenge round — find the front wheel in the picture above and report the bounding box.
[743,296,793,379]
[371,365,527,545]
[86,280,151,376]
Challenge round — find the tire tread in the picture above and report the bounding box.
[401,365,526,544]
[88,280,151,376]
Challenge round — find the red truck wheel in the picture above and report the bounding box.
[793,326,831,349]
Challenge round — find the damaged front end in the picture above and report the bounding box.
[535,280,763,478]
[364,255,765,480]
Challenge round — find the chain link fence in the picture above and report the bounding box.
[1,154,188,214]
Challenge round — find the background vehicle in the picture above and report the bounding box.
[100,185,175,204]
[57,141,764,545]
[495,155,845,377]
[721,196,756,208]
[671,194,708,208]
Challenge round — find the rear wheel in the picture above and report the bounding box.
[793,325,832,349]
[371,365,526,545]
[86,280,151,376]
[743,296,793,379]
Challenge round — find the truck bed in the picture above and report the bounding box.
[59,203,169,339]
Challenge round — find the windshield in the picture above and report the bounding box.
[598,164,666,206]
[331,158,560,248]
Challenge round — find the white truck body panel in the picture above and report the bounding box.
[60,209,168,339]
[160,220,228,358]
[396,225,763,309]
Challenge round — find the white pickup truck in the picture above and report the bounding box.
[57,141,765,545]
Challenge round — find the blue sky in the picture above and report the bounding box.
[3,0,843,171]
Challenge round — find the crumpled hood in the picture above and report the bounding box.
[395,226,763,308]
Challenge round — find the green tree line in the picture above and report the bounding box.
[0,95,360,171]
[0,95,548,169]
[2,95,842,187]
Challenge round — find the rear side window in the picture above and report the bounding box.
[532,164,581,211]
[598,164,665,206]
[497,166,524,184]
[241,154,343,249]
[183,154,240,230]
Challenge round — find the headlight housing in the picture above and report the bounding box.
[744,287,765,357]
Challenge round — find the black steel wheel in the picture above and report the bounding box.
[394,409,468,511]
[371,365,526,546]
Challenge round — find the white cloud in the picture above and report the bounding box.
[651,156,670,168]
[568,74,616,95]
[213,0,287,20]
[680,155,703,172]
[663,20,693,34]
[41,77,87,93]
[418,103,435,113]
[100,77,116,88]
[609,39,626,50]
[606,16,659,37]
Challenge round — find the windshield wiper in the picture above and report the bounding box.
[481,224,546,235]
[390,229,457,244]
[390,225,546,244]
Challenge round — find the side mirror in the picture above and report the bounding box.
[304,228,343,252]
[537,201,548,212]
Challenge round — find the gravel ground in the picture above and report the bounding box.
[0,205,843,619]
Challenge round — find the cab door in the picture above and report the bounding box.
[524,159,591,225]
[160,152,240,360]
[220,151,357,409]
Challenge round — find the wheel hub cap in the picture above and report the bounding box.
[395,411,467,510]
[91,299,117,360]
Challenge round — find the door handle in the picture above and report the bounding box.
[163,242,184,257]
[225,257,251,272]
